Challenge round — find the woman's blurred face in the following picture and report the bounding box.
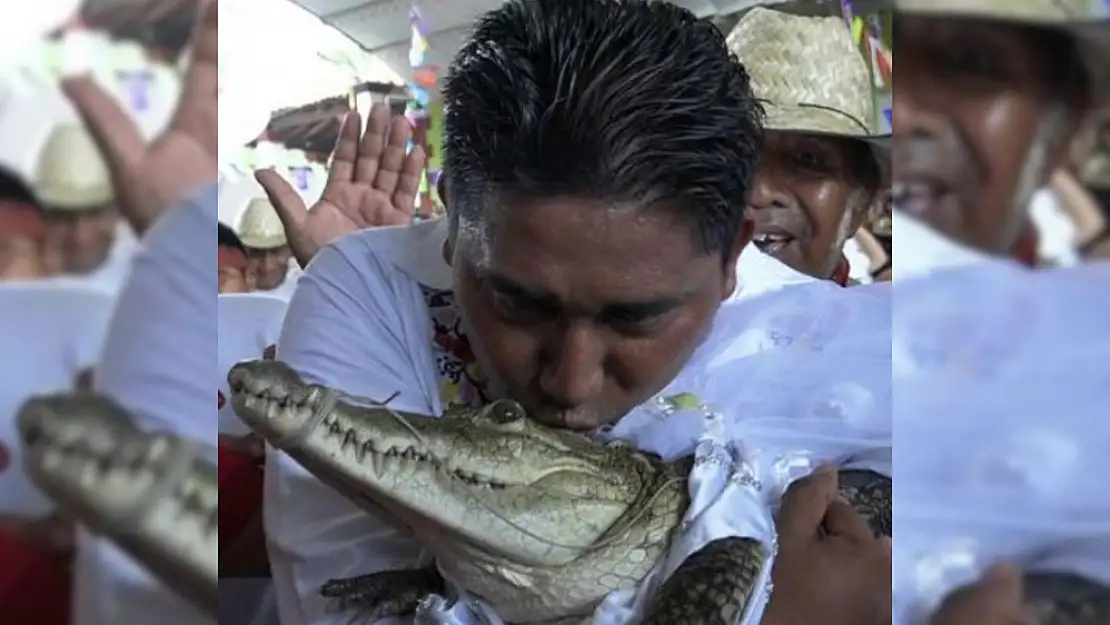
[0,236,44,280]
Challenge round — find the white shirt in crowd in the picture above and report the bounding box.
[0,280,113,516]
[217,292,288,625]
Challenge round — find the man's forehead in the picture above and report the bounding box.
[459,199,715,298]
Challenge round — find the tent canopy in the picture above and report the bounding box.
[287,0,810,88]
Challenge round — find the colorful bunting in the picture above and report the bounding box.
[841,2,891,133]
[406,2,443,218]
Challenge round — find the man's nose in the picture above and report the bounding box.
[538,323,605,408]
[747,169,791,212]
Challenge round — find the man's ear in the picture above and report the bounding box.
[442,236,454,268]
[722,219,754,299]
[436,172,448,215]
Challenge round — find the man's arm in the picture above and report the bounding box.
[266,236,436,625]
[96,187,216,441]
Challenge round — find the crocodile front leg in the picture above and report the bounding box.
[837,469,891,537]
[642,536,769,625]
[320,566,446,619]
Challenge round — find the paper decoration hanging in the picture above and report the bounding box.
[290,165,310,191]
[117,69,153,112]
[406,5,436,125]
[839,0,855,30]
[842,3,892,133]
[407,1,443,217]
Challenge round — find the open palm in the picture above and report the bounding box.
[256,103,426,267]
[62,0,218,234]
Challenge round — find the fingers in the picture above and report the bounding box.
[373,115,412,195]
[777,464,838,543]
[255,169,308,234]
[392,145,426,214]
[61,76,145,175]
[327,112,362,185]
[931,563,1035,625]
[822,498,875,543]
[355,103,392,183]
[172,0,218,155]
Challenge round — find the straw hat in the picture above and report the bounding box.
[33,124,113,210]
[237,197,287,250]
[858,0,1110,103]
[726,8,889,171]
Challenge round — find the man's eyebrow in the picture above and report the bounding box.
[483,272,558,303]
[600,294,690,319]
[485,270,694,316]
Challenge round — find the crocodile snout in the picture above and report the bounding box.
[227,360,327,446]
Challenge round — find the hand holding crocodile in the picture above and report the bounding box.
[762,465,892,625]
[929,564,1037,625]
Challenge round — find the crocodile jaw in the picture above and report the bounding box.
[16,394,219,615]
[17,394,170,521]
[229,360,648,567]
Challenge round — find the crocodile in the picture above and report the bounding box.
[228,359,891,623]
[15,392,218,618]
[1020,571,1110,625]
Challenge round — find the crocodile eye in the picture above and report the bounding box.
[488,400,526,425]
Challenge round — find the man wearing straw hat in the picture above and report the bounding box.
[890,0,1109,277]
[32,124,125,282]
[726,6,889,286]
[237,197,298,297]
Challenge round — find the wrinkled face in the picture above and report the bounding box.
[43,204,118,274]
[228,360,656,565]
[246,245,291,290]
[0,236,44,280]
[449,197,744,431]
[748,132,876,279]
[16,393,191,524]
[894,16,1084,253]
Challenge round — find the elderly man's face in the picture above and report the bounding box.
[747,132,877,279]
[893,16,1085,253]
[247,245,291,290]
[43,203,118,275]
[449,197,747,432]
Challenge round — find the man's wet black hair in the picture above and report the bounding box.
[0,166,38,205]
[218,223,247,254]
[441,0,764,256]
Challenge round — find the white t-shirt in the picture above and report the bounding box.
[73,187,217,625]
[267,218,891,625]
[0,280,113,515]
